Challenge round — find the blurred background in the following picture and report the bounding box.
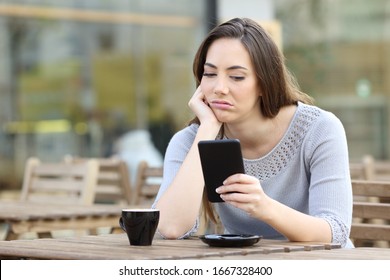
[0,0,389,191]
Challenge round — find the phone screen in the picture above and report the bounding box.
[198,139,245,202]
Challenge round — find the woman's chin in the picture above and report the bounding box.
[211,109,234,124]
[216,117,231,124]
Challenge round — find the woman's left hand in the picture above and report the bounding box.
[216,173,270,220]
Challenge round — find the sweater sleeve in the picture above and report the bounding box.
[152,124,200,239]
[305,112,353,247]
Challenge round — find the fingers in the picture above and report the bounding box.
[188,87,222,129]
[219,191,250,203]
[216,174,262,201]
[190,86,204,100]
[192,85,202,98]
[216,174,265,218]
[222,173,257,186]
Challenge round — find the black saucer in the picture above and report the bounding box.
[199,234,262,247]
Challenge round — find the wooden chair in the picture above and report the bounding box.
[350,179,390,248]
[21,157,99,205]
[133,161,163,206]
[64,156,132,205]
[94,157,133,205]
[350,155,390,181]
[369,160,390,181]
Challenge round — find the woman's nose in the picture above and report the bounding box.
[214,77,229,94]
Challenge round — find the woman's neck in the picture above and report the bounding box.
[224,105,297,159]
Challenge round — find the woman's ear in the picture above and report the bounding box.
[257,84,263,97]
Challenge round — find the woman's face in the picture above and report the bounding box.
[201,38,261,124]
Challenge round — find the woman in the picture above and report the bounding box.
[153,17,353,248]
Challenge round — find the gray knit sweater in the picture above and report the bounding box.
[154,102,354,248]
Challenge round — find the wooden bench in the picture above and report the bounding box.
[133,161,162,206]
[351,179,390,247]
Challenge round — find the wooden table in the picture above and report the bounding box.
[207,246,390,260]
[2,236,388,280]
[0,232,375,260]
[0,201,124,240]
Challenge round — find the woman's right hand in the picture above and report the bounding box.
[188,86,221,127]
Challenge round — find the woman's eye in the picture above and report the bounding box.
[231,76,245,81]
[203,72,216,77]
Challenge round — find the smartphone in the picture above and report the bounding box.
[198,139,245,202]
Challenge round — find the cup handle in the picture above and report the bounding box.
[119,217,126,232]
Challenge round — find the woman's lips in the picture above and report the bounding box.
[210,100,233,110]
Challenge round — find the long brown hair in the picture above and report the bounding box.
[191,18,314,230]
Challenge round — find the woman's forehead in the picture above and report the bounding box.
[205,38,252,69]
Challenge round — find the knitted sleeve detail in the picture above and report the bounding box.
[318,213,349,247]
[245,104,321,180]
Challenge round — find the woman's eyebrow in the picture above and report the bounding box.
[204,62,217,69]
[204,62,248,71]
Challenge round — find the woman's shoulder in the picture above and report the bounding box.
[296,102,346,144]
[167,123,199,148]
[297,102,343,128]
[173,123,199,139]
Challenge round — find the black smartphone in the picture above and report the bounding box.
[198,139,245,202]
